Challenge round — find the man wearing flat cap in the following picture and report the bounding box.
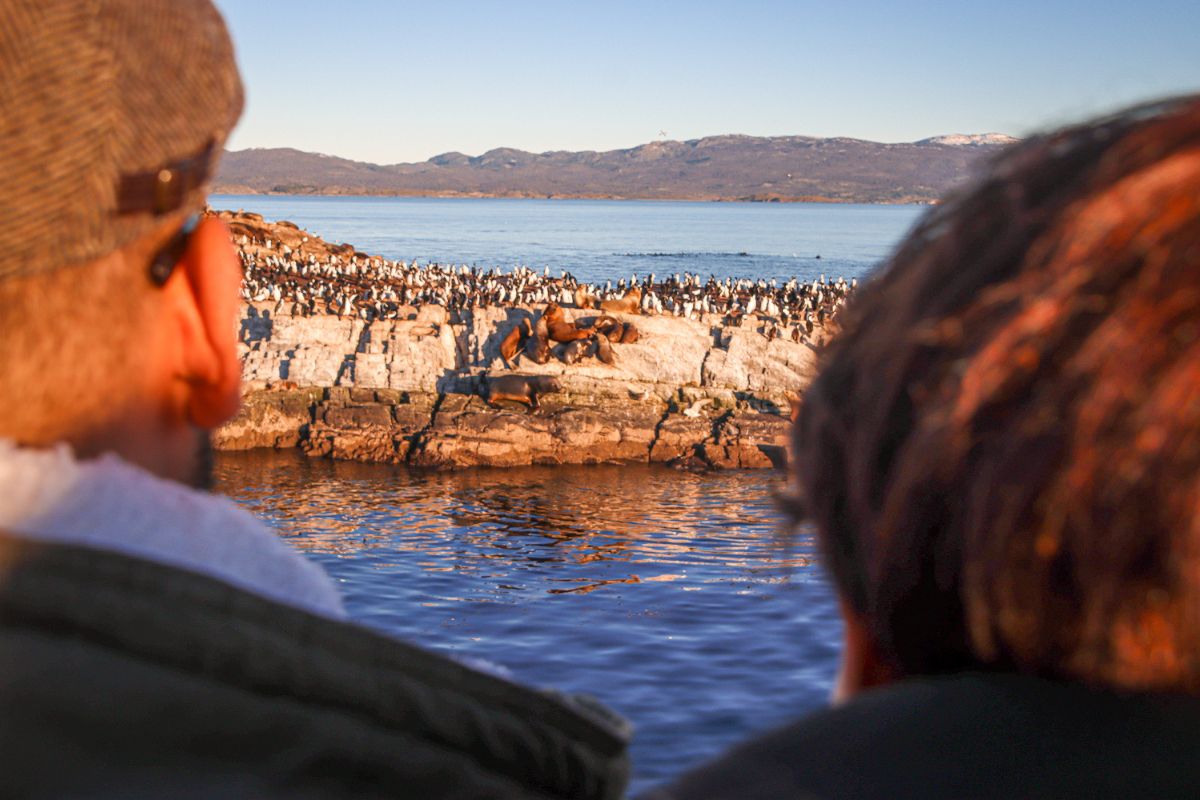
[0,1,627,796]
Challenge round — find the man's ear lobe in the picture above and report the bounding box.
[176,216,242,428]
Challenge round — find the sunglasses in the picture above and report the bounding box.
[148,213,200,286]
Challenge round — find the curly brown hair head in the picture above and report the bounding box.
[793,95,1200,692]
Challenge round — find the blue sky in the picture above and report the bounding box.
[213,0,1199,164]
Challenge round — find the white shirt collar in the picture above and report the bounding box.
[0,439,345,619]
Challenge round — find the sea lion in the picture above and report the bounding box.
[599,287,641,315]
[543,302,593,344]
[523,316,552,364]
[573,286,597,309]
[499,322,524,364]
[482,374,562,410]
[591,315,622,339]
[560,338,589,365]
[618,322,640,344]
[593,330,616,365]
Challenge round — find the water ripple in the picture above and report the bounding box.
[216,450,839,793]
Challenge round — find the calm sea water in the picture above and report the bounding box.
[211,194,925,285]
[215,453,839,794]
[213,197,918,792]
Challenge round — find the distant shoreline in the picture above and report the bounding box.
[211,188,936,206]
[217,134,1003,206]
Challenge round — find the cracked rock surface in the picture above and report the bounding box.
[217,303,819,470]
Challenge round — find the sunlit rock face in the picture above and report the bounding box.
[219,302,819,470]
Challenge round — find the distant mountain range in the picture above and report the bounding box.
[214,132,1018,204]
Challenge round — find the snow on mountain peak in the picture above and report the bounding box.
[919,133,1018,147]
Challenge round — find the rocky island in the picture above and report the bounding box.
[216,211,848,470]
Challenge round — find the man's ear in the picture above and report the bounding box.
[167,216,243,428]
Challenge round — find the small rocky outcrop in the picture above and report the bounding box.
[219,301,815,471]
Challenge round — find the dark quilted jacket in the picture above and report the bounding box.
[0,533,630,799]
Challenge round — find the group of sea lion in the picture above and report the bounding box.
[497,301,641,369]
[592,315,640,344]
[498,316,553,365]
[484,295,644,411]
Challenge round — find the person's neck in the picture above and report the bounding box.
[833,602,898,703]
[5,399,200,488]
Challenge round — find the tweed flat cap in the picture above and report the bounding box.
[0,0,243,280]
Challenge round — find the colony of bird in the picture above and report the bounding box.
[236,229,856,343]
